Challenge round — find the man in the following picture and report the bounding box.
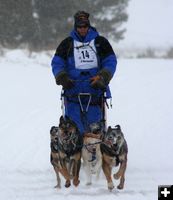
[51,11,117,135]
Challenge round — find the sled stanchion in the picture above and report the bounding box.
[101,92,107,132]
[61,90,65,118]
[78,93,91,113]
[78,93,92,132]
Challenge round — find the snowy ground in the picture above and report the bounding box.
[0,50,173,200]
[118,0,173,49]
[115,0,173,58]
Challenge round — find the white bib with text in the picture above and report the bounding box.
[74,39,98,69]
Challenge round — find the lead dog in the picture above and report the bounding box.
[82,122,103,185]
[101,125,128,191]
[50,116,83,188]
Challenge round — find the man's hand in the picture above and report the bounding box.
[90,69,112,90]
[90,75,106,89]
[55,71,74,90]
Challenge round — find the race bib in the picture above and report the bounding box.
[74,39,98,69]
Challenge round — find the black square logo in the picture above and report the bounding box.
[158,185,173,200]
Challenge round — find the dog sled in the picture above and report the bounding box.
[60,88,111,132]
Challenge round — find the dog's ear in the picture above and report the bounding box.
[65,116,78,129]
[50,126,56,134]
[115,125,121,131]
[59,116,65,126]
[107,126,112,133]
[89,122,101,133]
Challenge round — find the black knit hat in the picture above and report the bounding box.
[74,11,90,27]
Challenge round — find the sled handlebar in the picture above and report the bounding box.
[72,79,90,82]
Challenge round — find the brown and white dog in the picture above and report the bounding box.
[50,116,83,188]
[101,125,128,191]
[82,122,103,185]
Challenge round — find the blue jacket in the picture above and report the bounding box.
[51,27,117,99]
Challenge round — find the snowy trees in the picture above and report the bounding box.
[0,0,129,50]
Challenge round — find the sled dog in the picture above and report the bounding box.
[82,122,102,185]
[101,125,128,191]
[50,116,83,188]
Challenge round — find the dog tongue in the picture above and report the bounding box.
[105,141,112,146]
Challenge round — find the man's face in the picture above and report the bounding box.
[76,25,89,37]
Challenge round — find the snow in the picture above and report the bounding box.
[0,50,173,200]
[117,0,173,56]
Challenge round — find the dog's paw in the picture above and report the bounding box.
[113,173,120,180]
[65,180,71,188]
[54,184,61,189]
[117,184,124,190]
[73,178,80,187]
[108,182,114,191]
[86,182,92,186]
[91,170,96,174]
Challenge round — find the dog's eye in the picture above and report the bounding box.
[60,124,65,129]
[66,123,72,129]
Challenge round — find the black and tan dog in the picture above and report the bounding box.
[50,116,83,188]
[101,125,128,191]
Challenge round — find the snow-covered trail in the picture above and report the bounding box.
[0,168,160,200]
[0,52,173,200]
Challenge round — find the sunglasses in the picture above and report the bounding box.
[77,25,88,29]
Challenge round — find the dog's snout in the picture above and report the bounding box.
[92,147,96,152]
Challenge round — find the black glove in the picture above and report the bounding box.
[90,69,112,90]
[55,71,74,90]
